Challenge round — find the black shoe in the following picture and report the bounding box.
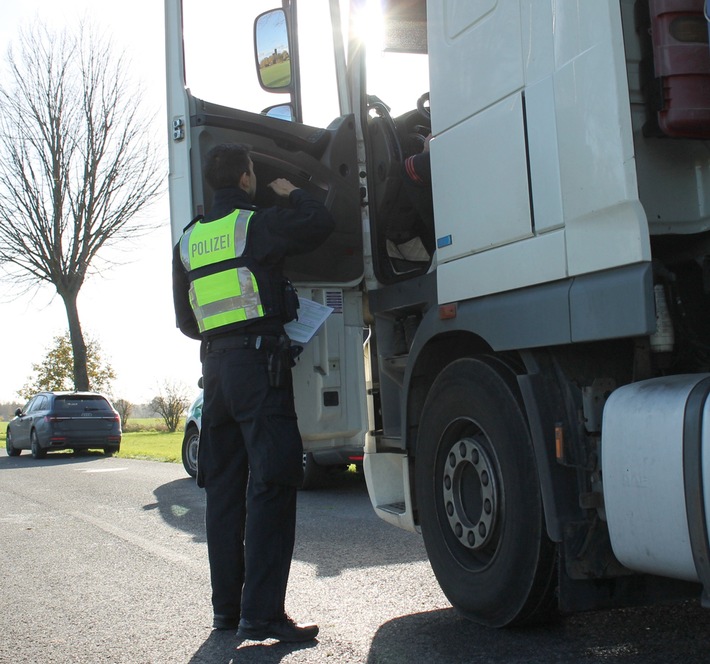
[213,613,240,630]
[237,615,319,643]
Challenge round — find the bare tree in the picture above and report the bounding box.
[113,398,133,429]
[0,21,162,390]
[151,381,190,433]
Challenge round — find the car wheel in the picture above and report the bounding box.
[182,425,199,478]
[31,431,47,460]
[300,452,329,490]
[6,429,21,457]
[103,446,120,456]
[415,357,557,627]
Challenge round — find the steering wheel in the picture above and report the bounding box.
[369,97,403,164]
[417,92,431,122]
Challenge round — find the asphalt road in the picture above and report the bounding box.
[2,450,710,664]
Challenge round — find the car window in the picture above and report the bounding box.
[34,396,48,411]
[54,395,113,414]
[24,397,39,413]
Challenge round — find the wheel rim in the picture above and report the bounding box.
[436,420,503,570]
[186,433,199,471]
[443,435,498,552]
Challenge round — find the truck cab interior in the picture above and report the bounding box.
[363,0,434,282]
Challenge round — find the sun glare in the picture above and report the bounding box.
[352,0,385,54]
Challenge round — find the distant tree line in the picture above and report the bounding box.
[260,49,289,69]
[0,402,22,421]
[0,399,185,426]
[4,330,191,432]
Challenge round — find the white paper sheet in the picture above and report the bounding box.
[284,297,333,344]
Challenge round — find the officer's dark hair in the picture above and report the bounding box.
[204,143,252,190]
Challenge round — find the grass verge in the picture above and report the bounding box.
[117,430,183,464]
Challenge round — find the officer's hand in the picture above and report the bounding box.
[268,179,298,197]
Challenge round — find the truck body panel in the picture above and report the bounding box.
[165,0,710,625]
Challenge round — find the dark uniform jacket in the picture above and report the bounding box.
[172,186,335,341]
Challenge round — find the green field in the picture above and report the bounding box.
[117,430,183,463]
[260,60,291,88]
[118,418,184,463]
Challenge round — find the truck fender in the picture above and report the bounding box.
[518,352,585,542]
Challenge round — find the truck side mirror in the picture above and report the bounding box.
[254,9,292,91]
[262,103,295,121]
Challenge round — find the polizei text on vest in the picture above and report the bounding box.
[191,234,232,256]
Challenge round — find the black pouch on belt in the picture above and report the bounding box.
[282,279,300,323]
[267,335,303,388]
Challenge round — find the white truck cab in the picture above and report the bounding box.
[166,0,710,626]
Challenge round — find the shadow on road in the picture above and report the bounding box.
[147,469,429,577]
[144,476,206,542]
[188,630,318,664]
[366,600,710,663]
[0,449,113,468]
[4,451,431,576]
[295,470,429,576]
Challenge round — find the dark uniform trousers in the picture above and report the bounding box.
[198,343,304,621]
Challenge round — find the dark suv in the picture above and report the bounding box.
[6,391,122,459]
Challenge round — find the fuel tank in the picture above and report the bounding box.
[602,374,710,585]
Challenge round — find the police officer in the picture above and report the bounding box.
[172,143,334,642]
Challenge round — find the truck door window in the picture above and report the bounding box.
[364,0,429,116]
[182,0,340,128]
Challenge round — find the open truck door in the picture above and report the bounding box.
[165,0,368,463]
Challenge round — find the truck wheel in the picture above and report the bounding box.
[415,357,557,627]
[182,425,199,478]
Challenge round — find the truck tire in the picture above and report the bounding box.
[415,357,557,627]
[182,425,199,478]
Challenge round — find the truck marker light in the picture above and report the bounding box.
[439,303,457,320]
[555,424,565,463]
[437,235,452,248]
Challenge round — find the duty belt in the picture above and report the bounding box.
[205,334,279,352]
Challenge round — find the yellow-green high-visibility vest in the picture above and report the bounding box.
[179,209,265,334]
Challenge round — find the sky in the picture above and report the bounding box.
[0,0,202,404]
[0,0,428,406]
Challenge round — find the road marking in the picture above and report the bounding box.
[1,487,204,573]
[81,467,128,473]
[70,510,205,572]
